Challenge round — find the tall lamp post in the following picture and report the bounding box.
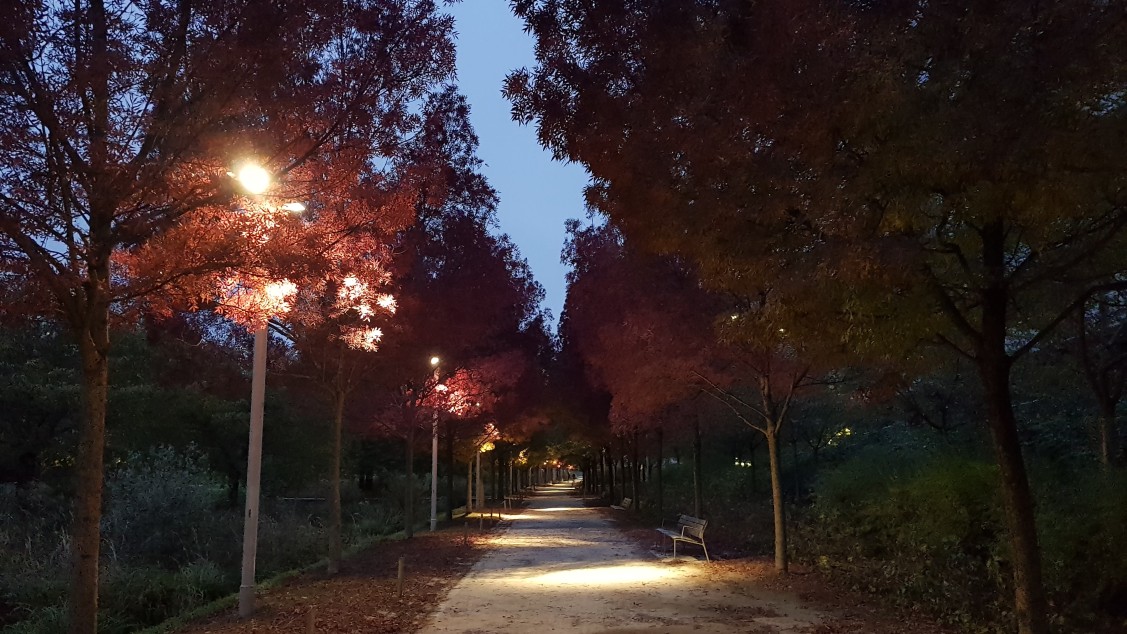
[429,356,440,532]
[239,322,267,618]
[232,163,304,619]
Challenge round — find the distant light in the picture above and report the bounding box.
[730,314,739,320]
[430,356,440,366]
[236,164,271,195]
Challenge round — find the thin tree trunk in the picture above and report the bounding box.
[70,320,110,634]
[69,2,112,625]
[607,447,616,502]
[630,429,639,511]
[766,428,787,573]
[750,438,758,494]
[791,424,800,502]
[404,423,416,539]
[978,220,1049,634]
[1098,403,1118,468]
[466,459,473,514]
[445,422,454,521]
[492,450,499,501]
[692,419,703,518]
[476,449,484,511]
[327,391,345,574]
[980,353,1049,634]
[656,427,664,520]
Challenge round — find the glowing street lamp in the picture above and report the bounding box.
[236,163,271,195]
[232,162,302,619]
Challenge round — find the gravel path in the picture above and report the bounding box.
[417,482,827,633]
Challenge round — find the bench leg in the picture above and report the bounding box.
[673,539,677,560]
[702,542,709,562]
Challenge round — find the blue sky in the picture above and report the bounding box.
[445,2,589,329]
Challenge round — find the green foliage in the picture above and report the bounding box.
[98,561,229,632]
[2,444,407,632]
[102,447,225,565]
[1037,471,1127,630]
[796,449,1127,633]
[796,452,1009,630]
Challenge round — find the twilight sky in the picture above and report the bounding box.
[445,2,590,330]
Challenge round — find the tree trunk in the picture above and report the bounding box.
[749,439,758,494]
[445,422,454,521]
[692,419,703,518]
[70,316,110,634]
[630,429,639,511]
[766,428,787,573]
[404,423,415,539]
[492,450,499,501]
[607,447,616,502]
[980,352,1049,634]
[327,391,345,574]
[466,459,473,514]
[656,427,664,520]
[1098,401,1118,469]
[790,424,800,502]
[975,219,1048,634]
[476,449,484,511]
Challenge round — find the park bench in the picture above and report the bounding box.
[655,514,709,562]
[610,497,632,511]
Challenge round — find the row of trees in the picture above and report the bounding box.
[506,2,1127,633]
[0,1,550,631]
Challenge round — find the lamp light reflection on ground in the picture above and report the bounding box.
[489,534,599,549]
[515,562,689,587]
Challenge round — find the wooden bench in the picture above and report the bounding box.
[610,497,632,511]
[656,514,709,561]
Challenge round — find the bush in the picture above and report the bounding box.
[796,448,1127,633]
[3,446,414,632]
[98,560,229,633]
[102,446,225,565]
[1037,470,1127,631]
[795,451,1009,632]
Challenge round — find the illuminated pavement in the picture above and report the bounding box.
[417,482,825,633]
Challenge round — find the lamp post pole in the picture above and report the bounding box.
[231,163,304,619]
[430,412,439,531]
[238,324,267,617]
[428,356,440,532]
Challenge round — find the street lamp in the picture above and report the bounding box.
[429,356,440,532]
[232,163,303,619]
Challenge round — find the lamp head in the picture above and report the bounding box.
[235,163,271,195]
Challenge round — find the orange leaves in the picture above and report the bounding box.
[215,276,298,329]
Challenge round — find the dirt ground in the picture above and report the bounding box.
[176,526,497,634]
[177,484,952,634]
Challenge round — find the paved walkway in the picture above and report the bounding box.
[417,482,826,633]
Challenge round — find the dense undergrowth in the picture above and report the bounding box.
[0,447,429,633]
[616,435,1127,634]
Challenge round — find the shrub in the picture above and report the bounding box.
[102,446,225,565]
[797,448,1127,633]
[795,451,1009,631]
[1037,470,1127,631]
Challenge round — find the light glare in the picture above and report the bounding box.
[236,164,271,195]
